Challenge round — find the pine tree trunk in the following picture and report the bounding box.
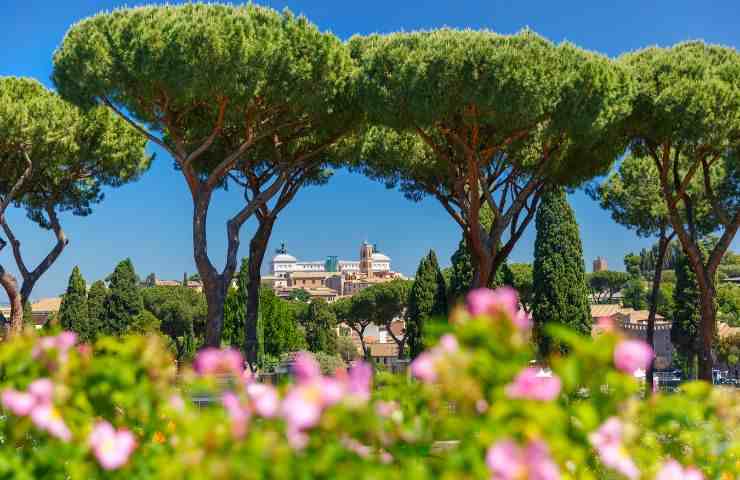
[203,283,227,347]
[244,217,275,370]
[0,268,23,336]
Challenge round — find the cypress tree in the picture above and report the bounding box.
[407,250,448,358]
[672,251,702,378]
[103,259,144,336]
[532,188,591,356]
[86,280,108,341]
[58,266,89,339]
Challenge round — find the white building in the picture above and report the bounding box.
[270,241,392,278]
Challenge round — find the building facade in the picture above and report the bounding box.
[593,256,608,272]
[271,241,393,278]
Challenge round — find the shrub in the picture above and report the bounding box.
[0,288,737,478]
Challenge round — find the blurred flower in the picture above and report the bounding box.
[32,332,77,360]
[282,383,324,431]
[292,352,321,384]
[589,417,639,480]
[505,367,561,401]
[168,394,185,412]
[347,361,372,401]
[28,378,54,404]
[596,316,616,333]
[467,287,519,318]
[486,439,560,480]
[193,348,244,376]
[320,377,346,407]
[410,352,437,383]
[286,427,309,450]
[1,389,36,416]
[614,340,654,374]
[89,421,137,470]
[656,459,704,480]
[222,391,251,439]
[513,309,533,331]
[439,334,459,353]
[476,399,489,414]
[375,400,400,418]
[30,403,71,442]
[246,383,279,418]
[152,431,166,444]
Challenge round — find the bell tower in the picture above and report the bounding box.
[359,241,374,278]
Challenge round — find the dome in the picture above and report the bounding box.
[372,253,390,261]
[273,253,297,263]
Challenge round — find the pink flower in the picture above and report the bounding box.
[168,394,185,412]
[467,287,519,319]
[193,348,244,376]
[89,421,137,470]
[32,332,77,359]
[656,459,704,480]
[505,368,562,402]
[222,391,251,438]
[281,383,324,431]
[1,389,36,416]
[30,403,71,442]
[589,417,639,480]
[596,316,616,333]
[513,309,533,331]
[438,334,459,353]
[486,439,560,480]
[28,378,54,404]
[614,340,654,374]
[320,377,346,407]
[246,383,279,418]
[375,400,400,418]
[292,352,321,383]
[410,352,437,383]
[347,361,372,401]
[286,427,309,450]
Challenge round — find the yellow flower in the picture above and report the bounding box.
[152,431,166,444]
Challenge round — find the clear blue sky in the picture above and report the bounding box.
[2,0,739,302]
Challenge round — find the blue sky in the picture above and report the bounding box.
[2,0,740,302]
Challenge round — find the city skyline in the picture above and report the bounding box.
[2,0,740,301]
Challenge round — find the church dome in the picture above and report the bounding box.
[273,253,297,263]
[372,252,390,261]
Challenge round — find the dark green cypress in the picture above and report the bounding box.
[532,188,591,356]
[407,250,448,358]
[672,251,702,378]
[86,280,108,341]
[103,259,144,336]
[58,266,89,339]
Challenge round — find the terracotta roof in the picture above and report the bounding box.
[590,304,621,318]
[369,343,398,357]
[718,322,740,339]
[31,297,62,313]
[619,310,667,324]
[154,279,181,287]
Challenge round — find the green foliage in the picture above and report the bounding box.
[446,238,509,303]
[58,266,89,341]
[622,278,647,310]
[672,252,703,369]
[586,270,630,304]
[718,283,740,326]
[624,253,642,278]
[1,300,737,478]
[502,263,533,311]
[288,289,312,303]
[532,188,591,355]
[717,333,740,366]
[0,77,150,226]
[336,335,359,363]
[86,280,108,342]
[312,351,347,375]
[656,282,676,320]
[300,299,338,355]
[103,259,144,336]
[407,251,447,358]
[223,258,249,349]
[142,286,207,362]
[261,290,307,359]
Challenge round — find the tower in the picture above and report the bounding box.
[593,256,608,272]
[360,241,374,278]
